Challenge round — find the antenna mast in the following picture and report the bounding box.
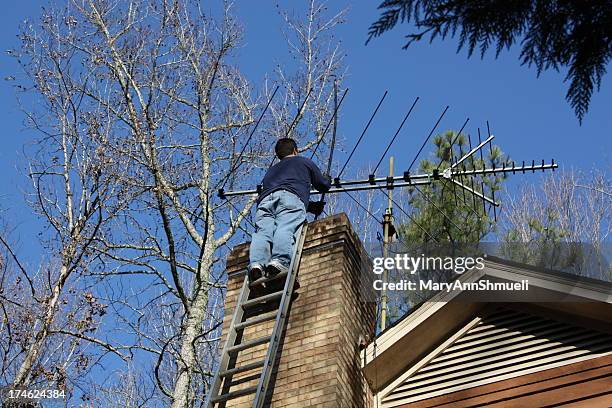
[381,156,395,331]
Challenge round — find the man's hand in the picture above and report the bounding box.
[307,200,326,216]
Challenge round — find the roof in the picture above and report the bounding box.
[361,256,612,392]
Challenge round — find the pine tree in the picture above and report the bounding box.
[383,130,508,315]
[399,130,507,244]
[367,0,612,123]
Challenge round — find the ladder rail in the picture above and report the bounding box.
[205,222,308,407]
[253,223,308,408]
[205,275,251,406]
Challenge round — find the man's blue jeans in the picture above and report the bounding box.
[249,190,306,268]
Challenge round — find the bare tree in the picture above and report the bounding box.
[2,9,129,393]
[6,0,347,405]
[268,0,346,155]
[78,363,157,408]
[500,169,611,279]
[8,0,346,406]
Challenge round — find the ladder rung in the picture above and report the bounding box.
[206,224,307,408]
[227,373,261,388]
[228,335,271,354]
[242,290,283,309]
[249,270,288,287]
[235,311,278,330]
[211,385,257,403]
[219,360,265,378]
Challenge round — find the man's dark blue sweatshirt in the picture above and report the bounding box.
[258,156,331,208]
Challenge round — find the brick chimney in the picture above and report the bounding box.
[221,213,376,407]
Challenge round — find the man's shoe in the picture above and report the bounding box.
[266,259,289,278]
[248,264,264,283]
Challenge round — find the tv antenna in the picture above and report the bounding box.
[218,116,556,209]
[216,91,558,329]
[217,90,557,234]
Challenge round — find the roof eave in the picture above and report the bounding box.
[361,258,612,392]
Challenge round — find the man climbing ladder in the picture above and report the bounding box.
[249,138,331,282]
[206,138,331,407]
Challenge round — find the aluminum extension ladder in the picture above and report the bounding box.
[205,223,308,408]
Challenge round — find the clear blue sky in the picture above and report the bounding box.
[230,2,611,174]
[1,1,611,249]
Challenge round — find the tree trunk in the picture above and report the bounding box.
[171,251,214,408]
[13,263,71,386]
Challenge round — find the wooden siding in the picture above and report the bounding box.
[397,353,612,407]
[382,307,612,407]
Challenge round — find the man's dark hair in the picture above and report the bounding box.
[275,138,298,159]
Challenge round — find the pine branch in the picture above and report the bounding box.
[368,0,612,123]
